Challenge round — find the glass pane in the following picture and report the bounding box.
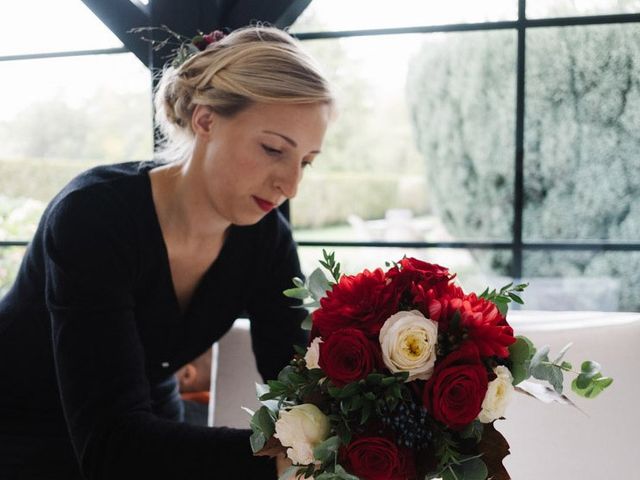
[0,0,123,56]
[524,24,640,242]
[523,250,639,312]
[527,0,640,18]
[292,30,516,243]
[0,247,26,299]
[0,54,153,241]
[290,0,517,32]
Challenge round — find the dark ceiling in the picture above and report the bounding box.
[81,0,311,68]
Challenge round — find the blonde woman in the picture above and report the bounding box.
[0,26,333,479]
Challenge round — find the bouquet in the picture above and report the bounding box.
[249,251,613,480]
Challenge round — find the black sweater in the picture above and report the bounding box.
[0,161,307,479]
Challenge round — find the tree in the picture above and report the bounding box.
[407,24,640,311]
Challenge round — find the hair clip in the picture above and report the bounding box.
[129,25,229,68]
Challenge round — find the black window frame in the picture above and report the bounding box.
[290,2,640,280]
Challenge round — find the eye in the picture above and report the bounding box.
[262,144,282,156]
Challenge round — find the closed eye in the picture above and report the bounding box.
[262,144,282,156]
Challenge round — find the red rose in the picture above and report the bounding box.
[423,344,488,430]
[342,436,414,480]
[319,328,380,386]
[313,268,397,338]
[386,258,454,315]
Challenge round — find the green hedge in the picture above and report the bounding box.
[291,172,429,229]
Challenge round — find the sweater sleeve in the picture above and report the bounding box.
[246,211,309,383]
[43,188,276,480]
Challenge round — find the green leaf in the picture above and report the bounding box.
[531,354,564,394]
[250,406,276,438]
[508,335,534,385]
[507,292,524,304]
[301,313,313,331]
[313,435,341,464]
[268,379,288,392]
[250,431,266,453]
[459,420,484,442]
[284,287,310,299]
[553,342,573,365]
[333,465,360,480]
[381,376,397,387]
[293,344,307,356]
[366,373,385,385]
[255,383,280,412]
[529,345,549,371]
[308,268,331,300]
[572,363,613,399]
[292,277,305,288]
[278,465,302,480]
[441,456,488,480]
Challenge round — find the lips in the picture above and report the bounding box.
[253,196,276,212]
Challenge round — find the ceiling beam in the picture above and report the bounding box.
[221,0,312,30]
[81,0,151,65]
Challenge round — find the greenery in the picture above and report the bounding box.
[407,23,640,311]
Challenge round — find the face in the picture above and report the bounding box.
[195,102,331,226]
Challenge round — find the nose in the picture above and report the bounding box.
[273,161,303,199]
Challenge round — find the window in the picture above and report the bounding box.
[0,0,153,296]
[290,0,640,312]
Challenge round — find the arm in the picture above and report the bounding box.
[246,211,309,383]
[44,189,276,480]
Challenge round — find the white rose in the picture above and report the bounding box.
[304,337,323,370]
[478,365,514,423]
[274,404,330,465]
[379,310,438,382]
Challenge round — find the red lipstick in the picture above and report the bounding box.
[253,196,275,212]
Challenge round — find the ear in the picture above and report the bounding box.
[191,104,217,137]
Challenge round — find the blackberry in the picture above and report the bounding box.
[380,402,434,450]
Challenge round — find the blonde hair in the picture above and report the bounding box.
[153,25,334,163]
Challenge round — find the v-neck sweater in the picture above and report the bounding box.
[0,161,308,479]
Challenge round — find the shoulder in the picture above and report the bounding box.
[42,162,154,256]
[45,161,153,225]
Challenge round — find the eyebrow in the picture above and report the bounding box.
[263,130,321,154]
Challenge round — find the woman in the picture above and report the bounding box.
[0,25,333,479]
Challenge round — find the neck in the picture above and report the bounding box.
[150,158,230,244]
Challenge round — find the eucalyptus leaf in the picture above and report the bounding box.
[292,277,305,288]
[309,268,331,301]
[278,465,301,480]
[508,336,534,385]
[313,435,341,464]
[284,287,311,300]
[250,431,266,453]
[553,342,573,365]
[333,465,360,480]
[441,456,488,480]
[250,406,276,438]
[459,420,484,442]
[572,372,613,399]
[529,345,550,371]
[301,313,313,331]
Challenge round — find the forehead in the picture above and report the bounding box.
[230,102,331,141]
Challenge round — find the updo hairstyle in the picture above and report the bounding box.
[153,25,334,162]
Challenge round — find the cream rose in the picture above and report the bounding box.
[478,365,514,423]
[379,310,438,382]
[304,337,323,370]
[274,404,330,465]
